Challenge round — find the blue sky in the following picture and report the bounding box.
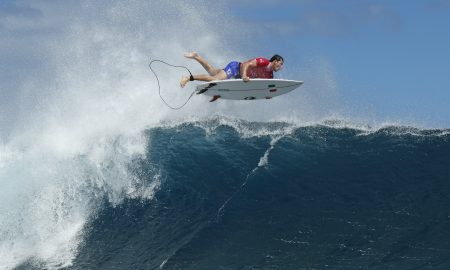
[228,0,450,127]
[1,0,450,129]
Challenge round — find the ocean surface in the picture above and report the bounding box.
[7,118,449,270]
[2,1,450,270]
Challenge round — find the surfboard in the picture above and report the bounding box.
[195,79,303,102]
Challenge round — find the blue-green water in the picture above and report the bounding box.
[19,119,446,269]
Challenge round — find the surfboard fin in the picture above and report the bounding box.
[210,95,221,102]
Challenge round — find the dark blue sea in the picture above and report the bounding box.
[13,118,450,270]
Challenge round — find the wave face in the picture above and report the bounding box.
[13,118,449,270]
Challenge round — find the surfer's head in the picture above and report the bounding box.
[270,54,284,72]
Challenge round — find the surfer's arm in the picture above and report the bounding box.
[241,59,257,82]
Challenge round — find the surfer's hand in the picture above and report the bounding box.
[242,76,250,82]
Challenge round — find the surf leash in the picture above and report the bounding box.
[148,59,196,110]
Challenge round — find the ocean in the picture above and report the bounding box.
[2,1,450,269]
[5,117,449,269]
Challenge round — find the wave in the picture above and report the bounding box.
[2,1,449,269]
[4,117,449,269]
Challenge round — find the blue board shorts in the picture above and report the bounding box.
[223,61,241,79]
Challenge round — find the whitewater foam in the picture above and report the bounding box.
[257,136,284,168]
[0,0,240,267]
[0,129,161,269]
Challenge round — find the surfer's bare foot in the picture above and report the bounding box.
[180,76,190,88]
[184,52,199,59]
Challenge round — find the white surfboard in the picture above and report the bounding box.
[195,79,303,102]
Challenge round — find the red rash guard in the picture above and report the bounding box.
[240,57,273,79]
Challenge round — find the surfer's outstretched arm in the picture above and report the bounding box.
[240,59,257,82]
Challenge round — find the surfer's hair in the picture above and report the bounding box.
[270,54,284,62]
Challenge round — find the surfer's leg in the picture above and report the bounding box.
[184,52,221,76]
[180,70,227,88]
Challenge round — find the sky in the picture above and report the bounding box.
[230,0,450,127]
[1,0,450,132]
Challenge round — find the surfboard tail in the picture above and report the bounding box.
[197,83,217,95]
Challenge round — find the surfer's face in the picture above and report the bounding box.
[272,60,284,72]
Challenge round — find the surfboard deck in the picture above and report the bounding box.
[195,79,303,101]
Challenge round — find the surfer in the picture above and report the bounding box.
[180,52,284,87]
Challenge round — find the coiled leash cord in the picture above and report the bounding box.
[149,59,196,110]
